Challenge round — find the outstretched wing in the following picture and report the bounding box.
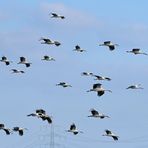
[70,123,76,130]
[36,109,46,115]
[19,130,24,136]
[3,128,11,135]
[97,90,104,96]
[91,109,99,116]
[51,13,58,17]
[75,45,80,49]
[132,48,140,52]
[2,56,7,61]
[93,83,102,89]
[105,129,112,134]
[112,136,118,141]
[109,45,115,51]
[20,57,26,62]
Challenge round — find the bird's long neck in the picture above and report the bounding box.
[88,115,93,117]
[126,51,132,53]
[87,89,94,92]
[138,87,144,89]
[99,44,105,46]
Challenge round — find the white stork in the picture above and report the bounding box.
[17,57,32,67]
[10,69,25,74]
[99,41,119,51]
[81,72,93,76]
[102,129,119,141]
[13,127,28,136]
[50,13,65,19]
[92,74,111,81]
[87,83,112,96]
[88,108,110,119]
[126,84,143,89]
[39,37,61,46]
[27,109,46,118]
[73,45,86,52]
[27,109,52,124]
[126,48,148,55]
[0,124,11,135]
[41,55,55,61]
[66,123,83,135]
[0,56,12,65]
[56,82,72,88]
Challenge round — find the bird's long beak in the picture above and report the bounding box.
[106,115,110,118]
[79,131,83,134]
[86,90,91,92]
[106,90,112,93]
[126,51,130,53]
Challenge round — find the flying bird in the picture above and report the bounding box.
[0,56,12,65]
[66,123,83,135]
[18,57,31,67]
[39,37,61,46]
[73,45,86,52]
[27,109,52,124]
[81,72,93,76]
[56,82,72,88]
[87,83,112,96]
[126,48,148,55]
[92,74,111,81]
[126,84,144,89]
[50,13,65,19]
[10,69,25,74]
[27,109,46,118]
[0,124,11,135]
[88,108,110,119]
[99,41,119,51]
[41,55,55,61]
[13,127,27,136]
[102,129,119,141]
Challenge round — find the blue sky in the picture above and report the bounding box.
[0,0,148,148]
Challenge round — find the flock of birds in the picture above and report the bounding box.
[0,12,146,142]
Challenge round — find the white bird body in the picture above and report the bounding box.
[18,57,31,67]
[126,48,148,55]
[0,56,12,65]
[81,72,93,76]
[88,109,110,119]
[27,109,52,124]
[99,41,118,51]
[13,127,27,136]
[92,75,111,81]
[102,129,119,141]
[0,124,11,135]
[67,123,83,135]
[73,45,86,52]
[56,82,72,88]
[10,69,25,74]
[50,13,65,19]
[27,109,46,118]
[42,55,55,61]
[40,38,61,46]
[87,83,112,96]
[126,84,143,89]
